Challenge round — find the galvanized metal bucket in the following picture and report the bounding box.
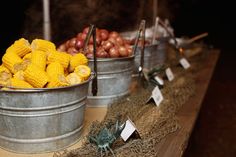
[87,56,134,107]
[0,75,93,153]
[133,38,169,77]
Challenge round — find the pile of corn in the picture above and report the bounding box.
[0,38,91,89]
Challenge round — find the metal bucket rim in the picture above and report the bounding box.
[134,43,158,49]
[88,55,134,62]
[0,73,95,93]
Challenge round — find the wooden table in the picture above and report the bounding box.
[0,49,220,157]
[155,49,220,157]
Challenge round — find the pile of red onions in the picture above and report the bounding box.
[57,27,133,58]
[124,38,152,47]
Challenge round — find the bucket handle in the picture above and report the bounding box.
[132,20,146,80]
[157,18,182,58]
[83,24,98,96]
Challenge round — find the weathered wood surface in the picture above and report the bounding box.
[155,49,220,157]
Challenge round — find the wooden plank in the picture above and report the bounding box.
[155,49,220,157]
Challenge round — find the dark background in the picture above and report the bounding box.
[0,0,235,51]
[0,1,235,156]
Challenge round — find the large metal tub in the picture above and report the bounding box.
[87,56,134,107]
[0,76,93,153]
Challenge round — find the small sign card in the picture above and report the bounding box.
[179,58,191,69]
[146,86,164,107]
[154,75,164,86]
[121,118,140,142]
[165,67,174,81]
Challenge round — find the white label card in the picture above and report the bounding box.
[165,68,174,81]
[121,119,137,142]
[152,86,164,106]
[154,76,164,86]
[180,58,191,69]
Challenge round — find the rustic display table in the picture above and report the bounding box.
[0,49,220,157]
[155,49,220,157]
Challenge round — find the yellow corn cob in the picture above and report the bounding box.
[22,52,32,69]
[31,50,47,71]
[10,78,33,88]
[24,64,48,88]
[0,80,11,87]
[22,52,32,60]
[46,62,69,88]
[31,39,56,52]
[6,38,32,57]
[66,72,82,85]
[2,51,24,74]
[0,65,12,81]
[22,58,31,69]
[69,53,88,72]
[74,65,91,81]
[13,70,24,80]
[0,65,10,73]
[0,87,11,90]
[47,50,71,68]
[46,62,64,79]
[46,75,69,88]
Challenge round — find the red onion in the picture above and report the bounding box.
[69,38,77,47]
[89,37,93,44]
[125,44,133,56]
[96,35,101,45]
[57,44,66,52]
[86,53,93,59]
[83,26,90,34]
[99,29,109,41]
[116,36,124,45]
[127,47,133,56]
[76,33,83,39]
[109,47,119,58]
[96,48,108,58]
[67,47,78,56]
[85,44,94,54]
[65,40,70,49]
[101,41,114,51]
[81,33,87,40]
[109,31,119,38]
[108,37,116,44]
[75,39,84,50]
[118,46,128,57]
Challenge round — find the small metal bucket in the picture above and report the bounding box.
[87,56,134,107]
[133,37,169,77]
[0,75,94,153]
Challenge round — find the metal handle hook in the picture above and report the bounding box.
[83,24,98,96]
